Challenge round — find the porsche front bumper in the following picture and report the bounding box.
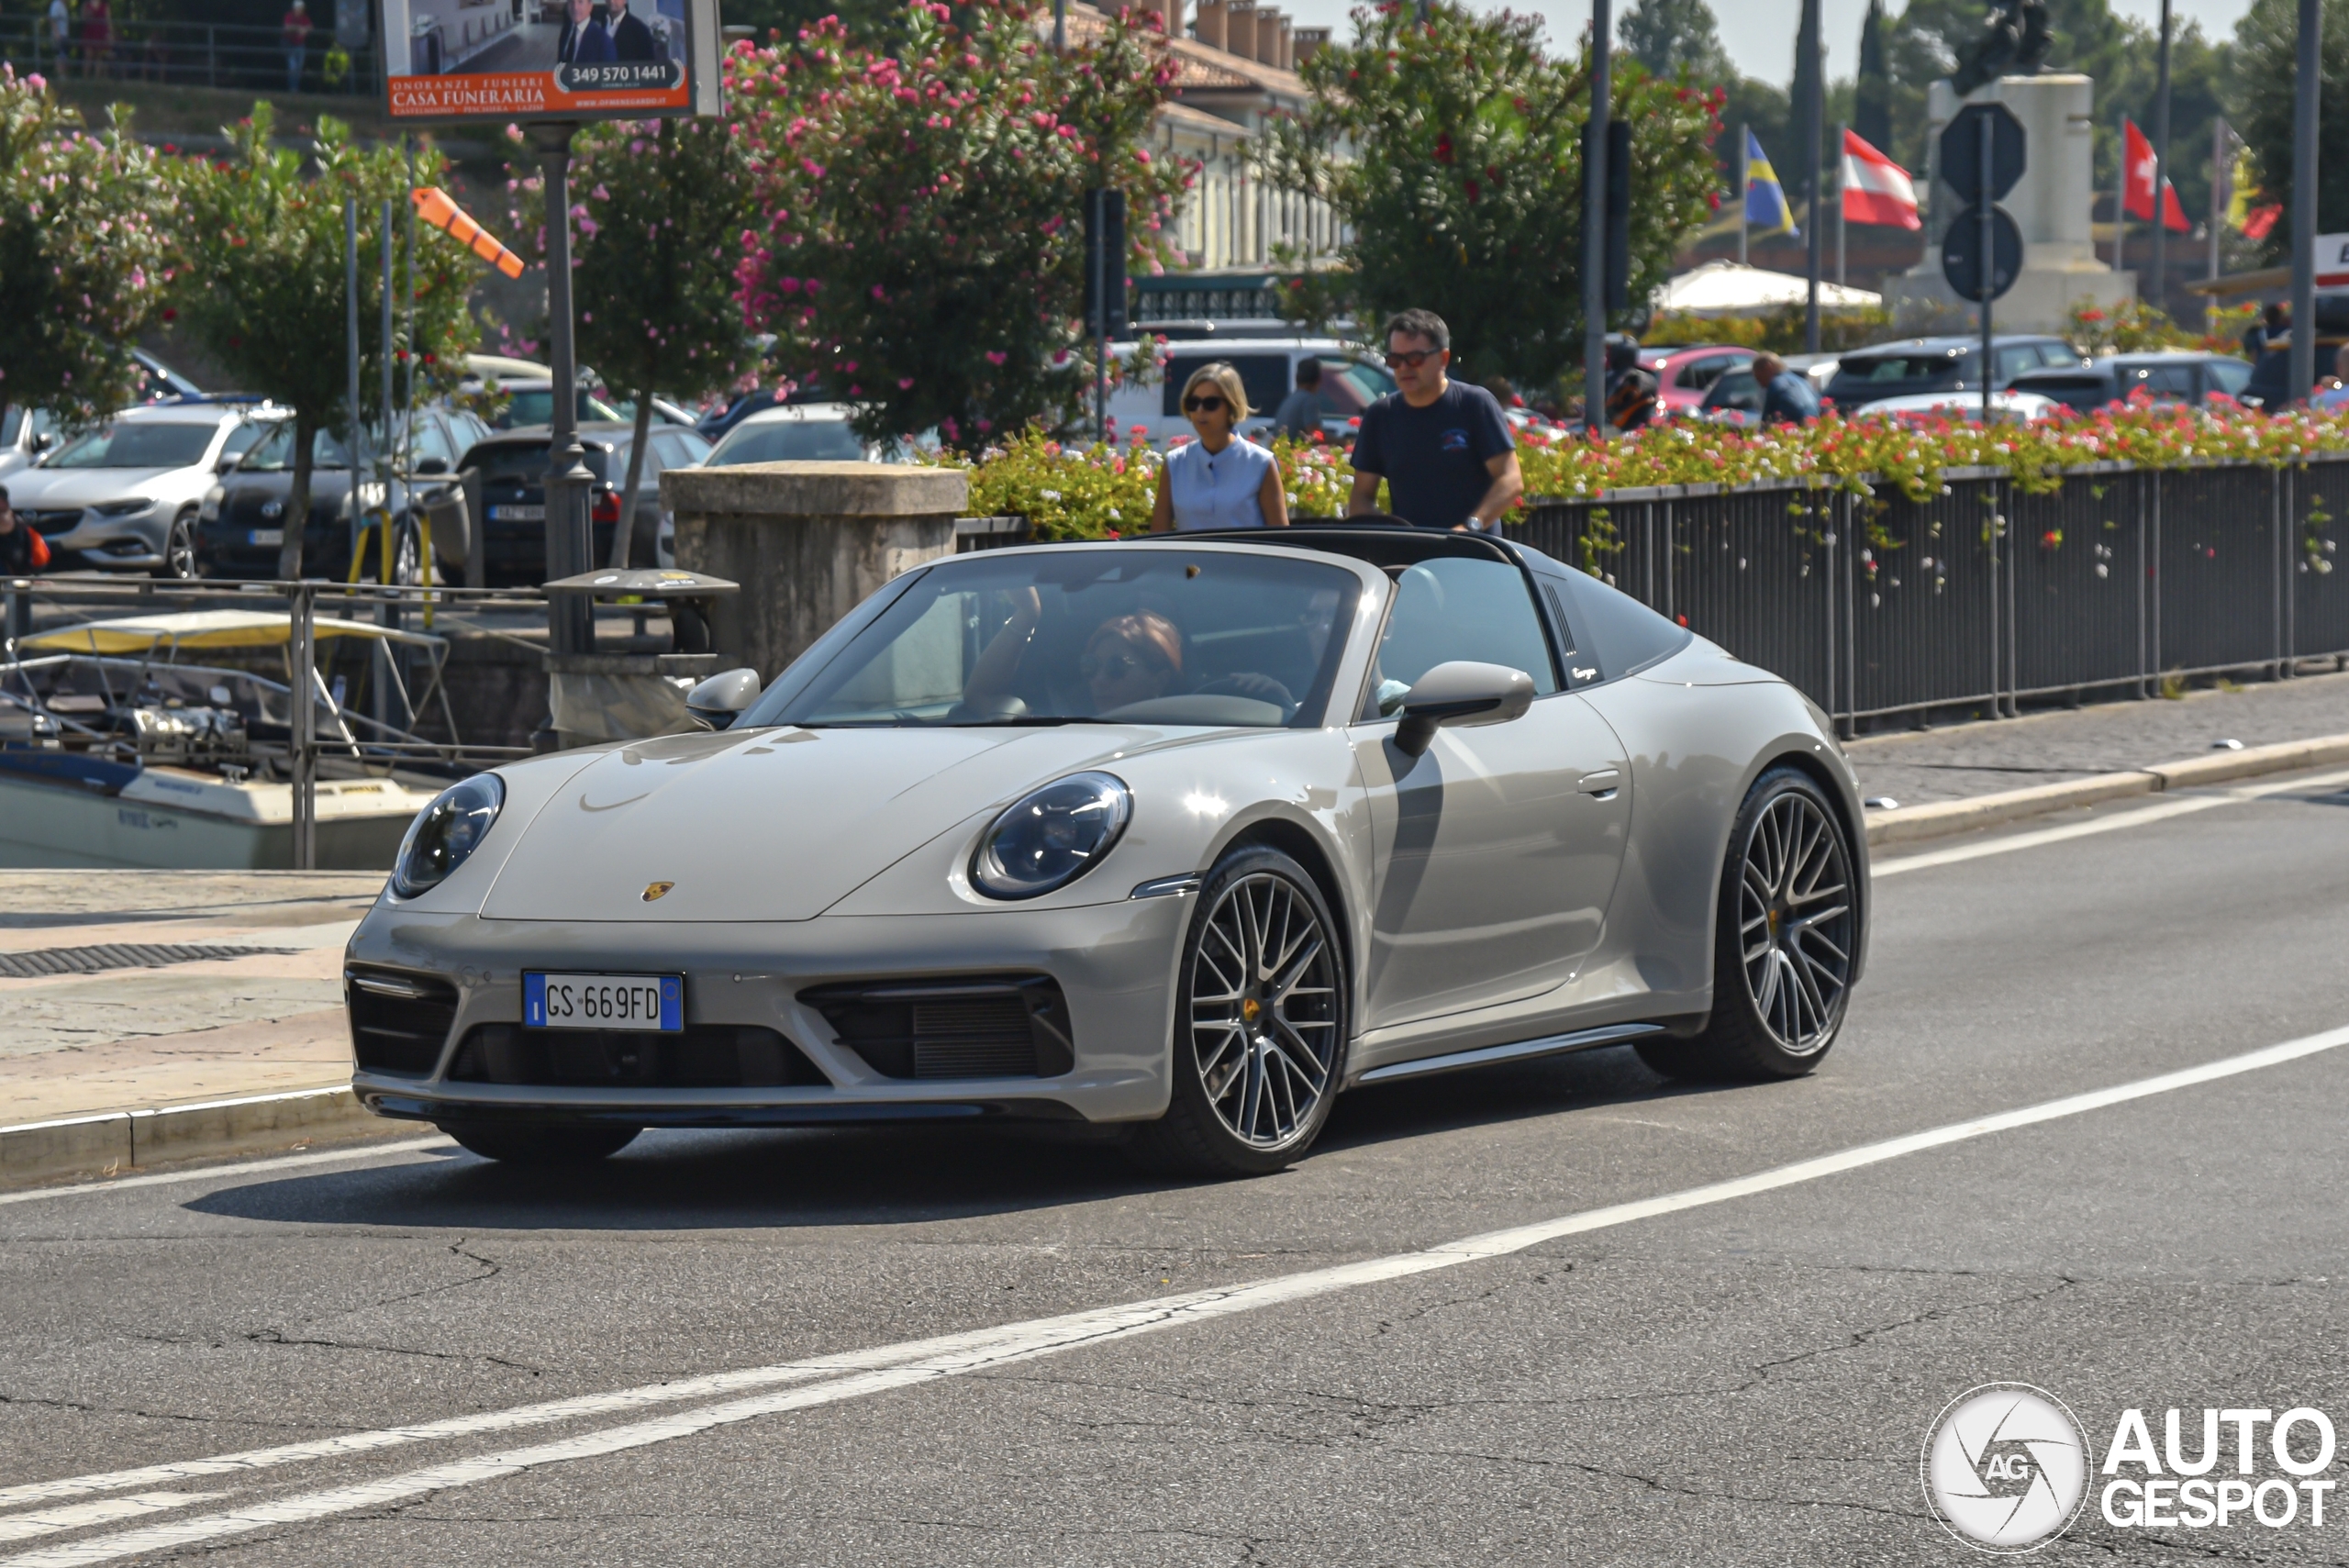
[345,895,1192,1128]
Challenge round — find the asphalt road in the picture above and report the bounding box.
[9,767,2349,1565]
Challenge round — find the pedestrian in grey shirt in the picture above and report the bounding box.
[1271,358,1324,440]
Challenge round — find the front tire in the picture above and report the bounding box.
[162,509,201,581]
[1638,767,1857,1082]
[437,1121,640,1165]
[1127,846,1350,1178]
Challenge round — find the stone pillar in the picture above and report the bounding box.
[1889,73,2135,334]
[661,462,969,683]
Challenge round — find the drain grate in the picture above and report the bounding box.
[0,942,303,980]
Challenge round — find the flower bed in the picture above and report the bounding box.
[949,406,2349,540]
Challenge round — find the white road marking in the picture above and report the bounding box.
[0,1497,227,1544]
[1874,764,2349,878]
[0,1139,451,1210]
[11,1020,2348,1568]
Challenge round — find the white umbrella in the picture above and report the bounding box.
[1653,260,1883,316]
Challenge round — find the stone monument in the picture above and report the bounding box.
[1888,73,2135,333]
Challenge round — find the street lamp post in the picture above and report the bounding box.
[530,121,594,657]
[1800,0,1822,353]
[1582,0,1610,439]
[2150,0,2172,317]
[2289,0,2319,405]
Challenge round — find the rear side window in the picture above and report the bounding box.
[1548,569,1691,681]
[1706,370,1763,413]
[2207,359,2253,396]
[1682,353,1739,390]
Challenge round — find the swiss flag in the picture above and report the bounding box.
[1841,129,1921,230]
[2122,117,2193,232]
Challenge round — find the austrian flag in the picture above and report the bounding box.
[1840,129,1920,230]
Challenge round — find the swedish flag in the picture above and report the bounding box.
[1745,129,1799,239]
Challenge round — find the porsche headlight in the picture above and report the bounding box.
[970,772,1130,900]
[392,773,504,898]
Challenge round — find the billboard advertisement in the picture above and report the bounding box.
[381,0,720,123]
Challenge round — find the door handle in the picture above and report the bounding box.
[1578,769,1621,798]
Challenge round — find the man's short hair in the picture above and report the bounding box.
[1384,309,1450,352]
[1752,353,1786,380]
[0,484,11,506]
[1294,358,1322,386]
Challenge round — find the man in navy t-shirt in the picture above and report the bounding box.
[1346,309,1522,530]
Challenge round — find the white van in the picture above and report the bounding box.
[1106,337,1397,449]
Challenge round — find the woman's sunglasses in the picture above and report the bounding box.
[1080,651,1161,681]
[1183,395,1227,414]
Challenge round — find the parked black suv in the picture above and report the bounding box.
[457,423,705,585]
[1824,335,2086,409]
[2007,352,2254,413]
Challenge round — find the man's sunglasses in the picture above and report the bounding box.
[1385,348,1441,371]
[1183,395,1227,413]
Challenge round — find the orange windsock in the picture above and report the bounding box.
[412,186,526,281]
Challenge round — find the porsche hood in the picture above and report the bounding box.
[479,724,1164,922]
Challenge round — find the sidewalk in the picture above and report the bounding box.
[1846,671,2349,807]
[7,678,2349,1187]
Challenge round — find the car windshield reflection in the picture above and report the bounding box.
[763,550,1360,728]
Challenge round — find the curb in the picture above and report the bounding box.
[0,1084,397,1193]
[1865,731,2349,849]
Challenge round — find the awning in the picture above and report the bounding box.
[1654,260,1883,315]
[22,609,449,655]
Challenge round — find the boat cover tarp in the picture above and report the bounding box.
[22,609,448,655]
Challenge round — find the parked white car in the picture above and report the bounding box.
[1,351,204,483]
[6,402,283,577]
[1107,337,1397,448]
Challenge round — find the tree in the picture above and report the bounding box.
[1854,0,1893,152]
[2232,0,2349,260]
[1258,1,1721,386]
[729,0,1188,449]
[1620,0,1731,82]
[504,116,758,567]
[172,104,479,579]
[0,67,178,427]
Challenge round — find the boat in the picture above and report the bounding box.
[1,608,461,870]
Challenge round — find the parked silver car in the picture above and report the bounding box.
[348,527,1868,1176]
[6,403,281,576]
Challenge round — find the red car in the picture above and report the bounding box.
[1640,344,1758,414]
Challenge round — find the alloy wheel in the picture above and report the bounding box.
[1188,873,1341,1149]
[1737,792,1854,1054]
[165,514,199,580]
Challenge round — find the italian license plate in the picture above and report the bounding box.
[248,528,283,546]
[524,972,683,1032]
[491,504,545,521]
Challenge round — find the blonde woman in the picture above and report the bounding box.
[1151,362,1289,532]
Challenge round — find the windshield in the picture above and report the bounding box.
[707,419,867,465]
[1840,353,1963,383]
[43,422,218,470]
[500,387,625,427]
[762,550,1361,729]
[238,423,353,472]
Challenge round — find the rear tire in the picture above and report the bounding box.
[1126,846,1349,1179]
[1637,767,1858,1083]
[437,1121,640,1165]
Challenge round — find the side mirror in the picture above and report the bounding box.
[1392,661,1535,758]
[685,667,761,730]
[415,456,451,476]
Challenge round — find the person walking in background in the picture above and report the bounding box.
[1151,363,1289,531]
[77,0,111,79]
[1752,352,1820,427]
[2244,302,2286,359]
[1271,358,1324,440]
[0,487,51,578]
[45,0,72,75]
[1603,334,1660,432]
[1345,308,1522,531]
[281,0,311,93]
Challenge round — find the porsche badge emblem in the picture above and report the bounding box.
[641,881,675,902]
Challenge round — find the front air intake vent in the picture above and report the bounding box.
[447,1023,829,1088]
[346,967,460,1075]
[799,975,1074,1081]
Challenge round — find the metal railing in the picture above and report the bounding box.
[3,576,549,869]
[1507,455,2349,731]
[0,17,382,97]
